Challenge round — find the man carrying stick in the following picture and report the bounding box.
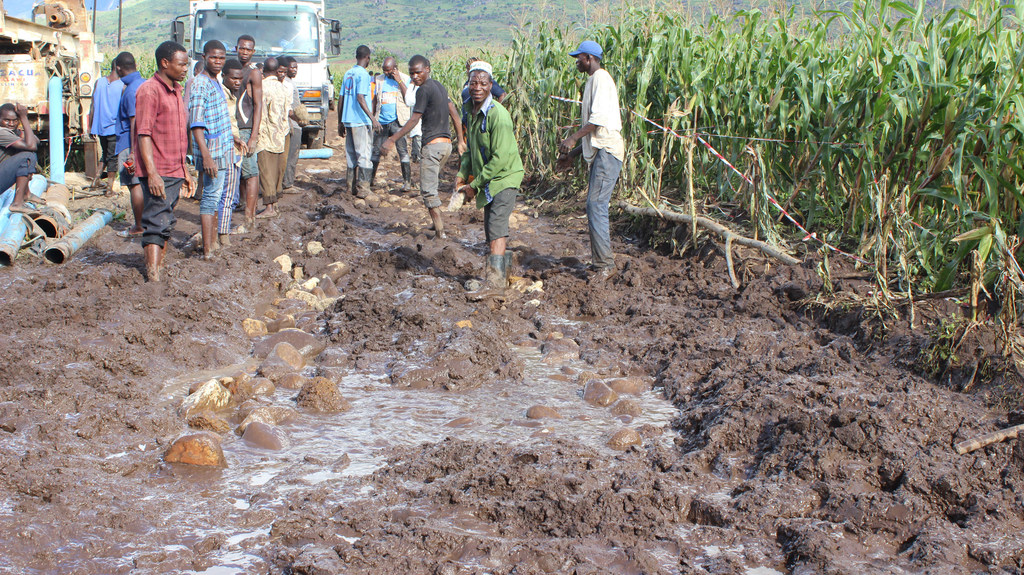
[558,40,624,284]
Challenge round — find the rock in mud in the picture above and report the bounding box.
[265,315,296,334]
[526,405,562,419]
[242,422,286,450]
[252,379,276,397]
[180,379,232,418]
[219,372,252,395]
[391,329,523,391]
[258,342,306,382]
[325,261,349,282]
[277,373,307,390]
[243,318,268,338]
[164,432,227,467]
[611,398,643,417]
[541,336,580,364]
[231,377,273,401]
[187,411,232,434]
[285,288,320,309]
[608,427,643,450]
[290,546,344,575]
[255,329,326,360]
[296,377,351,412]
[300,277,320,291]
[333,453,351,472]
[236,405,297,435]
[689,497,730,527]
[606,377,650,395]
[274,254,292,273]
[306,241,324,256]
[583,381,619,407]
[319,275,341,298]
[293,266,304,281]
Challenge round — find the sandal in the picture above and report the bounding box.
[116,228,144,238]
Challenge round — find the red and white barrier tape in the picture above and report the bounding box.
[550,94,872,266]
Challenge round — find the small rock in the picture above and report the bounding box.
[455,320,473,329]
[292,266,304,281]
[325,262,349,282]
[353,198,367,209]
[526,405,562,419]
[273,254,292,273]
[186,411,232,434]
[583,381,619,407]
[464,279,482,291]
[252,379,276,397]
[254,329,326,360]
[265,315,296,334]
[306,241,324,256]
[220,373,252,396]
[319,276,341,298]
[577,371,599,385]
[277,374,307,390]
[333,454,351,472]
[296,377,351,412]
[242,318,268,338]
[164,432,227,466]
[611,399,643,417]
[637,424,663,438]
[236,406,297,435]
[365,193,381,209]
[606,377,649,395]
[312,287,327,300]
[608,428,642,450]
[541,337,579,364]
[258,342,306,381]
[300,277,320,291]
[445,417,474,427]
[232,377,273,401]
[180,379,232,418]
[241,422,286,450]
[545,331,564,340]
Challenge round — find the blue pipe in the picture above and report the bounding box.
[43,209,113,264]
[298,148,333,160]
[49,75,64,185]
[0,175,50,266]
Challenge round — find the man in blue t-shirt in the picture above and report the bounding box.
[89,63,123,196]
[114,51,147,237]
[337,45,379,198]
[371,56,412,191]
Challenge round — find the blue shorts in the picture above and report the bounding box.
[239,129,259,179]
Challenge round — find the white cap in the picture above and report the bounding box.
[467,60,493,78]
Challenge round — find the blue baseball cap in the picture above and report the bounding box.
[569,40,603,59]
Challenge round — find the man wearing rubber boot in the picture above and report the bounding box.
[452,64,524,300]
[558,40,625,284]
[370,57,412,192]
[135,41,195,282]
[338,45,379,198]
[382,54,465,239]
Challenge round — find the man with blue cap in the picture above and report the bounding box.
[558,40,625,283]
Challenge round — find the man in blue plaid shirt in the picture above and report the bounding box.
[188,40,234,259]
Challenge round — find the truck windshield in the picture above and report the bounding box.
[195,8,319,56]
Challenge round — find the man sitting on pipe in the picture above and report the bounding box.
[0,103,42,213]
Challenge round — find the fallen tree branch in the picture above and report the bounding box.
[619,201,801,266]
[955,422,1024,455]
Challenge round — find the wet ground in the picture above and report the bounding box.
[0,125,1023,574]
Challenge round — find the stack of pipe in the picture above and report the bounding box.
[33,184,71,239]
[44,210,112,264]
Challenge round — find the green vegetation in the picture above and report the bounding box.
[465,0,1023,310]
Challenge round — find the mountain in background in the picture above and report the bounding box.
[4,0,120,18]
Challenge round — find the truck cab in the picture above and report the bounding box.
[173,0,340,148]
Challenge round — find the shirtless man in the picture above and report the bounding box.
[234,34,263,230]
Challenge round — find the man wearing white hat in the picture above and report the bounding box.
[558,40,625,284]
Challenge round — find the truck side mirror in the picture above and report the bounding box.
[170,20,185,45]
[329,20,341,56]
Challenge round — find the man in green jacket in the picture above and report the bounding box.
[452,63,524,297]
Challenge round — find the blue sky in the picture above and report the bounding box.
[5,0,122,18]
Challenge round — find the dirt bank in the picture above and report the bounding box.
[0,129,1021,574]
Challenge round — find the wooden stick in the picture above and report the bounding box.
[955,422,1024,455]
[687,135,697,251]
[620,201,801,266]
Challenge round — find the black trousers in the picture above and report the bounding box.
[140,176,183,248]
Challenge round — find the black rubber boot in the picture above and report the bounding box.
[400,162,412,192]
[370,161,379,189]
[347,168,357,195]
[355,167,371,199]
[467,254,507,301]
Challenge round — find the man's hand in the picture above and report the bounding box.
[201,153,216,178]
[559,136,577,156]
[246,135,258,154]
[338,125,346,138]
[234,137,249,156]
[126,153,136,175]
[381,137,395,154]
[372,119,383,133]
[556,153,574,173]
[148,175,166,198]
[181,173,196,198]
[457,138,467,156]
[15,104,28,117]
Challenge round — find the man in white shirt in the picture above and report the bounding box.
[558,40,625,283]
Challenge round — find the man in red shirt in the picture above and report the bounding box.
[135,41,195,282]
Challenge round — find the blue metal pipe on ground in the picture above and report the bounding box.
[298,148,333,160]
[0,175,52,266]
[49,75,65,185]
[43,209,113,264]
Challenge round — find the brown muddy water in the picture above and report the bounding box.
[0,139,1023,575]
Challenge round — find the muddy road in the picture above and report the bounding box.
[0,132,1022,574]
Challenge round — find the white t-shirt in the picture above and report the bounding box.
[581,68,624,163]
[404,84,422,138]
